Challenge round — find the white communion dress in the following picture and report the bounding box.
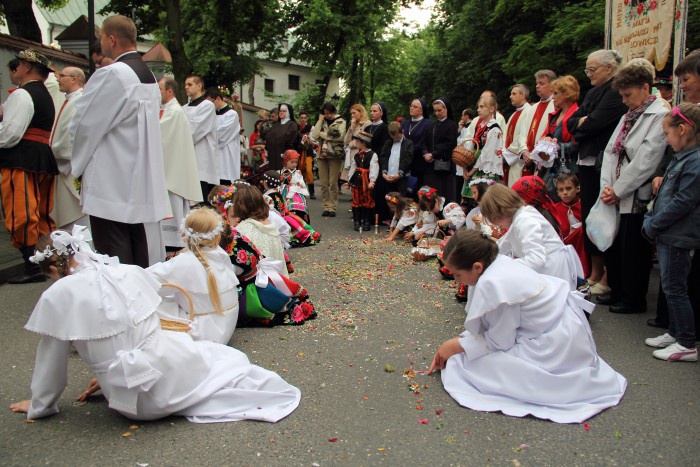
[441,255,627,423]
[24,258,300,423]
[147,246,239,345]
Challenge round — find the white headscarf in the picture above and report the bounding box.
[280,104,290,125]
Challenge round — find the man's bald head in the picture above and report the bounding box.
[57,66,85,93]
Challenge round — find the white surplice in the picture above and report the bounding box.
[497,205,583,290]
[215,107,241,182]
[159,98,203,248]
[147,247,239,345]
[184,99,219,185]
[69,62,169,224]
[441,255,627,423]
[503,103,532,186]
[51,88,88,229]
[24,261,299,423]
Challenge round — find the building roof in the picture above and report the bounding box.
[142,43,171,63]
[35,0,111,28]
[0,32,88,67]
[54,15,100,41]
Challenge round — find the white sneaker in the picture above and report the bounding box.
[652,343,698,362]
[645,333,676,348]
[589,282,612,295]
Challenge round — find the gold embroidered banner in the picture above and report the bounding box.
[608,0,676,70]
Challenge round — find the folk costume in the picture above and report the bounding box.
[343,116,371,178]
[148,245,239,345]
[462,118,504,199]
[184,94,218,200]
[23,228,300,423]
[280,151,311,223]
[348,131,380,231]
[442,202,466,232]
[413,188,444,239]
[297,120,316,198]
[497,205,584,291]
[554,196,590,278]
[388,202,419,234]
[502,103,531,186]
[264,186,320,248]
[158,97,203,250]
[441,254,627,423]
[51,87,87,230]
[70,51,169,268]
[215,104,241,184]
[535,103,581,200]
[0,50,59,283]
[236,218,288,277]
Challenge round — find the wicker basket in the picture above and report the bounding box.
[159,282,195,333]
[412,230,446,261]
[452,141,479,169]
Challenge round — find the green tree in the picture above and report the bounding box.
[0,0,67,43]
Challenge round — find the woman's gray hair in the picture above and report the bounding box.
[588,49,624,72]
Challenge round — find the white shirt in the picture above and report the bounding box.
[388,137,402,176]
[0,87,33,148]
[70,62,170,223]
[215,107,241,181]
[184,97,219,184]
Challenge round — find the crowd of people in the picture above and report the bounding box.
[1,13,698,425]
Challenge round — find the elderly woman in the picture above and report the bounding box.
[567,49,628,298]
[420,97,459,203]
[265,103,298,170]
[597,64,669,315]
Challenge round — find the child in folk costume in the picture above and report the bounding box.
[210,186,316,326]
[385,192,419,241]
[147,208,239,345]
[428,229,627,423]
[462,94,504,199]
[10,226,300,423]
[347,130,380,231]
[480,182,584,291]
[437,201,466,234]
[280,150,311,223]
[404,186,443,242]
[262,171,321,247]
[552,173,590,279]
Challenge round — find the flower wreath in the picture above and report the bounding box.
[468,178,496,187]
[180,219,224,243]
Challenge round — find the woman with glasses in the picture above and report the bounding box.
[566,49,628,299]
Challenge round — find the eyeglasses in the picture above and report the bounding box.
[57,74,75,79]
[584,65,602,75]
[672,106,696,127]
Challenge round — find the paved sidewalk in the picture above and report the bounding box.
[0,229,25,283]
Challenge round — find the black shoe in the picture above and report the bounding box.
[354,221,361,231]
[596,293,616,305]
[609,304,646,314]
[310,194,316,199]
[647,318,669,328]
[328,211,336,217]
[362,221,371,231]
[7,272,46,284]
[322,210,330,217]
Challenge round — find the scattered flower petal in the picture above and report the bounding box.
[583,423,591,431]
[435,409,443,415]
[328,438,338,442]
[418,418,429,425]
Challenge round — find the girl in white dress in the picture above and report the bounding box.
[404,186,443,242]
[9,226,300,423]
[230,183,288,277]
[385,192,419,241]
[147,208,239,345]
[429,229,627,423]
[480,183,583,290]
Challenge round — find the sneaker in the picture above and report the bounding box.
[589,282,612,295]
[652,343,698,362]
[645,333,676,348]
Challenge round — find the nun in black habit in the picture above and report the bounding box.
[265,103,299,170]
[419,97,459,203]
[401,98,432,197]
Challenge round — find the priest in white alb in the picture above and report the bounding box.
[502,83,532,186]
[51,67,88,231]
[206,87,241,184]
[183,75,218,200]
[69,15,169,268]
[158,77,203,251]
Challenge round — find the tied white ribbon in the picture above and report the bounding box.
[106,347,163,416]
[255,258,285,288]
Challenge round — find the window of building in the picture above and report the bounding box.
[288,74,300,91]
[264,79,274,93]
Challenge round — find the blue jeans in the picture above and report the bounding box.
[657,241,696,347]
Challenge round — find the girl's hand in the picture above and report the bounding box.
[437,219,450,227]
[9,400,30,414]
[423,153,433,163]
[428,338,464,374]
[76,378,101,402]
[403,231,414,241]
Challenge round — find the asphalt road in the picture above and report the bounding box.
[1,192,698,466]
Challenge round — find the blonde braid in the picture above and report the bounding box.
[188,240,224,314]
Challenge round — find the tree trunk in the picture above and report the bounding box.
[1,0,42,43]
[164,0,192,104]
[319,34,345,105]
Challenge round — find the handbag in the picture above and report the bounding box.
[433,158,451,172]
[586,197,619,252]
[406,175,419,194]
